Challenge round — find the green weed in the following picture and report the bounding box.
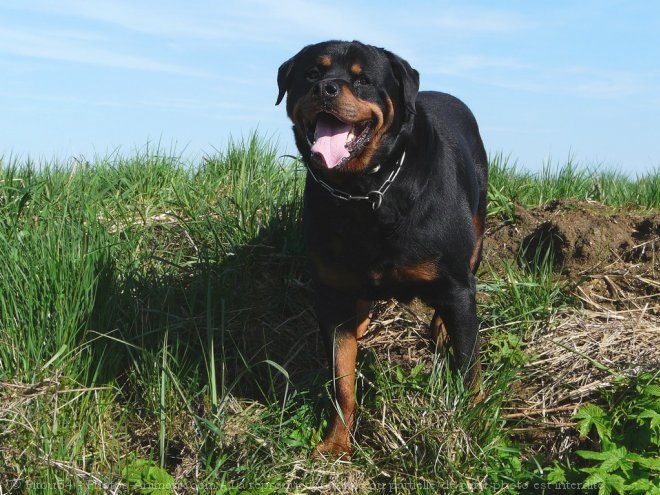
[546,372,660,494]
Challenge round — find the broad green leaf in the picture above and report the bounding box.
[628,453,660,471]
[577,449,613,461]
[546,464,568,483]
[638,408,660,428]
[573,404,612,441]
[639,383,660,397]
[603,474,626,495]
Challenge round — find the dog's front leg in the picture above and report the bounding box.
[313,285,370,458]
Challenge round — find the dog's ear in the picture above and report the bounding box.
[385,51,420,116]
[276,56,295,106]
[277,45,314,105]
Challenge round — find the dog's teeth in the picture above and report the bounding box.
[347,130,355,142]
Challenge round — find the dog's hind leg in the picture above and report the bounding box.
[355,299,372,339]
[429,273,483,399]
[430,311,450,351]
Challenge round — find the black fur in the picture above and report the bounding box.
[277,39,488,391]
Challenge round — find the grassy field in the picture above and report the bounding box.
[0,136,658,494]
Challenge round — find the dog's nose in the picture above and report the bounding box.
[313,80,340,98]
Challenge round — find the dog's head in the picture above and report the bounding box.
[276,41,419,174]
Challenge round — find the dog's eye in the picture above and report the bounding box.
[356,75,371,86]
[306,68,321,81]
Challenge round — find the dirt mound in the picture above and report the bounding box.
[484,199,659,313]
[360,199,659,370]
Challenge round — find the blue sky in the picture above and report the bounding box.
[1,1,659,174]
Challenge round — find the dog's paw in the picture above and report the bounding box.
[312,438,353,461]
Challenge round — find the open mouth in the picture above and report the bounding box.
[306,113,373,169]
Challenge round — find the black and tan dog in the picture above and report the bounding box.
[276,40,488,458]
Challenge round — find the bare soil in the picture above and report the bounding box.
[483,199,659,314]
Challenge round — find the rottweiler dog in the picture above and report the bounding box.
[276,40,488,458]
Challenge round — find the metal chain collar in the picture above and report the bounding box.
[302,151,406,210]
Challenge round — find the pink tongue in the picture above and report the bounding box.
[311,115,351,168]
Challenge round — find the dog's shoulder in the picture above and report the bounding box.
[415,92,481,144]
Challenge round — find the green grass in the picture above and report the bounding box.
[488,153,660,217]
[0,139,658,493]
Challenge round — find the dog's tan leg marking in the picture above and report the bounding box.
[315,328,358,459]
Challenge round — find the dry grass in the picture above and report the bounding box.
[502,308,659,459]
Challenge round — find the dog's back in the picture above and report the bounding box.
[415,90,488,272]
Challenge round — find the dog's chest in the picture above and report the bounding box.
[307,210,440,294]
